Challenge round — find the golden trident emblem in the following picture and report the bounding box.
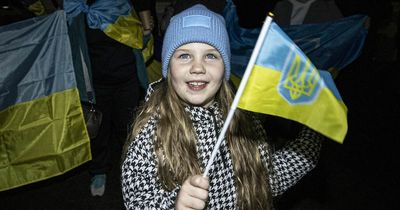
[283,54,320,101]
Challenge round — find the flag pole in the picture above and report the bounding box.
[203,15,274,177]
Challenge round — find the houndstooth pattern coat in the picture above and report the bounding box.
[121,83,322,210]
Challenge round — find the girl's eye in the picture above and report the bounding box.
[178,54,190,59]
[206,53,217,59]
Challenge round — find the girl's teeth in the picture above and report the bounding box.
[189,82,205,86]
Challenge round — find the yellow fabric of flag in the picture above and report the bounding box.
[0,89,91,191]
[103,10,143,49]
[27,0,46,16]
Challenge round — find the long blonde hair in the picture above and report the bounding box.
[124,78,273,209]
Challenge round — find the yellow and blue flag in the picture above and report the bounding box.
[238,20,347,143]
[65,0,160,89]
[65,0,143,49]
[0,11,91,191]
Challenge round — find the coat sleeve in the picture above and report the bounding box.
[259,126,322,196]
[121,119,179,209]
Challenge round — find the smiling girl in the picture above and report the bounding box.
[121,4,322,210]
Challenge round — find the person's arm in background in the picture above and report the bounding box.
[132,0,156,36]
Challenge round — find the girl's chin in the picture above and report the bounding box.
[186,98,214,107]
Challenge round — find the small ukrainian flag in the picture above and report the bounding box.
[238,18,348,143]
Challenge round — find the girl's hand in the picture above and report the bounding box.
[176,175,209,210]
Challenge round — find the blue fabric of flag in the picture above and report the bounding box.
[223,0,259,78]
[223,0,368,77]
[0,11,76,111]
[64,0,131,30]
[284,15,368,70]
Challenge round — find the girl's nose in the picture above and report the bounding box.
[190,59,206,74]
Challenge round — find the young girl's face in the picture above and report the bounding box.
[170,42,224,107]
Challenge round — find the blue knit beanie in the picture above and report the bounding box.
[162,4,231,79]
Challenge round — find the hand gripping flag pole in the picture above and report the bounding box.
[203,15,273,177]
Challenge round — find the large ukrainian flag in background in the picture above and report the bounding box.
[0,11,91,191]
[223,0,368,82]
[238,20,347,143]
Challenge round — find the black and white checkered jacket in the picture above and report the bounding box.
[121,83,322,210]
